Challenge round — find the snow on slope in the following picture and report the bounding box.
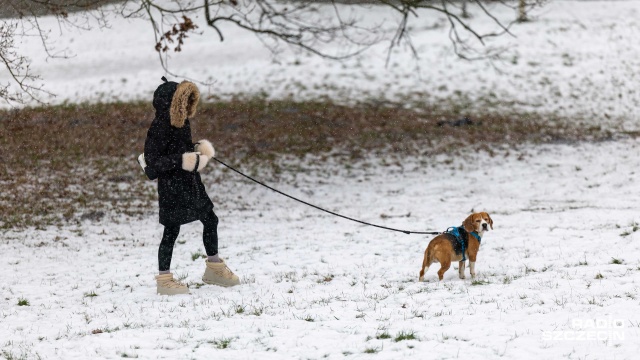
[2,1,640,130]
[2,139,639,359]
[2,1,640,359]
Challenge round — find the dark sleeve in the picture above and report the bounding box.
[144,122,182,176]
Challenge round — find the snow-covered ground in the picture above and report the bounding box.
[2,1,640,359]
[2,1,640,130]
[2,139,639,359]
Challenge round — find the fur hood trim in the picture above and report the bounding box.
[170,81,200,128]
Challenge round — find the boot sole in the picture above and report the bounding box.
[202,278,240,287]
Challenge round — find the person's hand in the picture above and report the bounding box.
[182,152,209,172]
[195,140,215,158]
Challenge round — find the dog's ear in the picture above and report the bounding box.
[485,212,493,230]
[462,214,475,232]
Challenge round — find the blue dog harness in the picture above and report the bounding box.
[444,226,482,261]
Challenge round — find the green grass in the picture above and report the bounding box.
[1,350,30,360]
[394,330,418,342]
[210,337,233,349]
[252,307,264,316]
[471,279,490,286]
[17,297,29,306]
[620,221,639,237]
[191,250,205,261]
[84,291,98,298]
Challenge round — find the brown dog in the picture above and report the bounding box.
[419,212,493,281]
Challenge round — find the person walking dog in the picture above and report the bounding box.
[142,77,240,295]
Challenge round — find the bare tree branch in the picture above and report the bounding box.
[1,0,548,106]
[0,18,53,104]
[0,0,119,105]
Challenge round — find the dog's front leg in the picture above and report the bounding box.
[469,254,477,279]
[458,261,466,279]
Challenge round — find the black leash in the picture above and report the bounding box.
[212,157,441,235]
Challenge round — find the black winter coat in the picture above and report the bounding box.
[144,80,213,226]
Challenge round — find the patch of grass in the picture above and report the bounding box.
[191,282,206,289]
[210,337,233,349]
[375,332,391,340]
[251,306,264,316]
[595,273,604,279]
[588,296,602,306]
[433,309,451,317]
[394,330,418,342]
[610,258,624,265]
[471,279,490,286]
[0,98,616,230]
[1,350,29,360]
[83,291,98,298]
[93,326,120,334]
[191,250,205,261]
[363,347,380,354]
[17,297,29,306]
[174,272,189,282]
[620,222,639,237]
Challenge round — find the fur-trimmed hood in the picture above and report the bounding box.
[153,78,200,128]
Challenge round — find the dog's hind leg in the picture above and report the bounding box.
[458,261,466,279]
[437,259,451,281]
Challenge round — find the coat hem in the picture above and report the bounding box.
[159,202,214,227]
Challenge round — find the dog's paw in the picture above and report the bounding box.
[459,275,466,280]
[418,276,425,282]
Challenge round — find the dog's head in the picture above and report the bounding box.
[462,212,493,235]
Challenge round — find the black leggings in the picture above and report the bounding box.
[158,210,219,271]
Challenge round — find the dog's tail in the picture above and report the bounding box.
[419,243,434,281]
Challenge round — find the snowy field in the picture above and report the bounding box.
[2,139,640,359]
[2,1,640,130]
[3,1,640,359]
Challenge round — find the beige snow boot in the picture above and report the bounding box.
[155,273,190,295]
[202,259,240,287]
